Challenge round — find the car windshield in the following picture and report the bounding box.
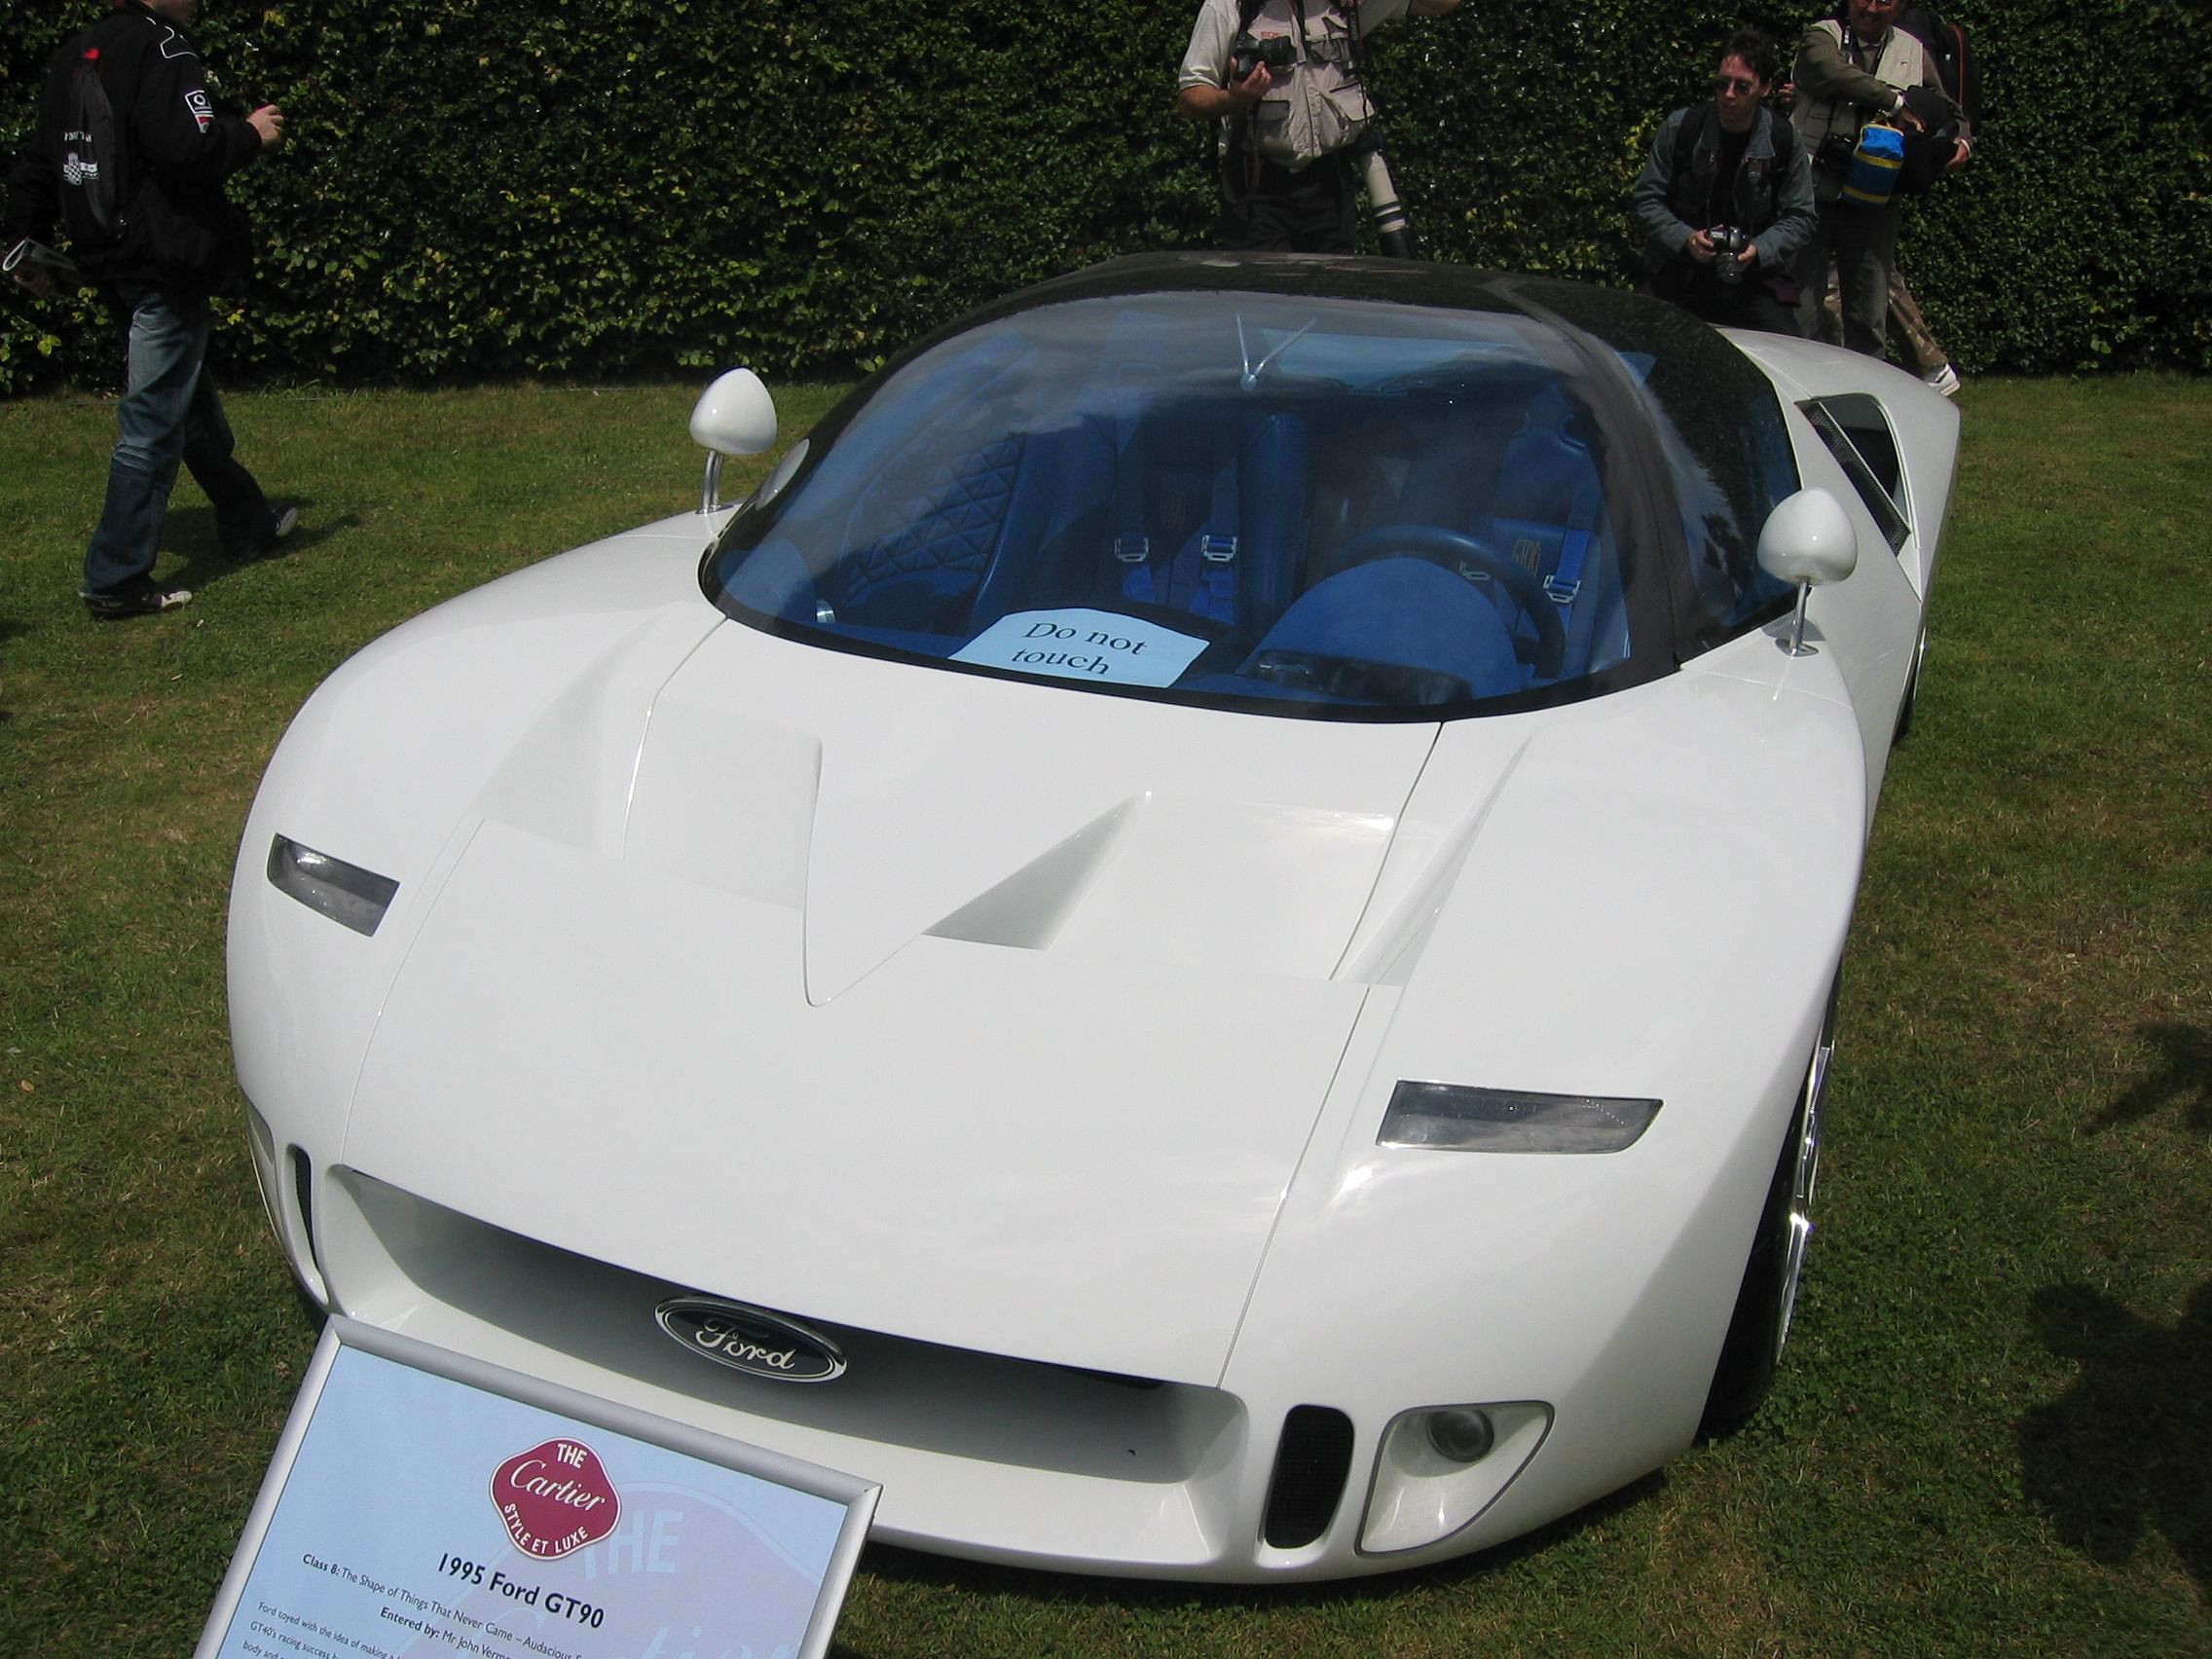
[706,278,1788,718]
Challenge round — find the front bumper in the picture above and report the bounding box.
[244,1116,1782,1582]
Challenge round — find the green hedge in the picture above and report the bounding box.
[3,0,2206,394]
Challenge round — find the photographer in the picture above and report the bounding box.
[1176,0,1459,255]
[1788,0,1970,357]
[1630,30,1815,336]
[5,0,293,618]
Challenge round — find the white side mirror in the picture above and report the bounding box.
[1756,487,1859,655]
[690,367,778,456]
[689,368,779,515]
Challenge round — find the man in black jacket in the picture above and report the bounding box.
[5,0,291,617]
[1629,30,1816,335]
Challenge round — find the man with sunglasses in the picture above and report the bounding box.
[1630,30,1815,335]
[1788,0,1971,357]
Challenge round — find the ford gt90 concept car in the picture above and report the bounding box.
[230,253,1958,1581]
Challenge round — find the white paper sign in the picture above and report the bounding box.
[199,1320,878,1659]
[952,608,1207,687]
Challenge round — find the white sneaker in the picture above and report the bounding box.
[83,575,193,617]
[1924,363,1961,397]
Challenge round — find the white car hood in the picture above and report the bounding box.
[345,624,1454,1385]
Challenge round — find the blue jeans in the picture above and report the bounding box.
[82,286,274,598]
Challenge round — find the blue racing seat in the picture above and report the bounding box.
[1108,405,1307,633]
[1488,387,1604,608]
[837,435,1028,631]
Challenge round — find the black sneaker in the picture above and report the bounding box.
[234,504,301,562]
[82,575,193,618]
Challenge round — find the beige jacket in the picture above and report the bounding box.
[1791,18,1936,201]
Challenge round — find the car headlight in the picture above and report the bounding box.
[1379,1082,1661,1154]
[267,834,399,937]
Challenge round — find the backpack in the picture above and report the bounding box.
[56,41,128,248]
[1895,6,1980,129]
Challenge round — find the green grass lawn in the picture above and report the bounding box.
[2,375,2206,1657]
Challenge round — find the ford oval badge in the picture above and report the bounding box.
[654,1298,847,1383]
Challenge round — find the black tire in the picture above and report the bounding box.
[1698,984,1835,1440]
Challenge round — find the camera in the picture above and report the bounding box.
[1708,225,1751,283]
[1230,32,1299,81]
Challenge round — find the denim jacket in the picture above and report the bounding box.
[1629,103,1817,276]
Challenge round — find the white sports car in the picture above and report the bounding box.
[230,254,1957,1582]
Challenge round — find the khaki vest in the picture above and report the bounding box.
[1243,0,1374,169]
[1792,19,1928,155]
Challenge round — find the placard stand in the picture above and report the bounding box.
[198,1316,879,1659]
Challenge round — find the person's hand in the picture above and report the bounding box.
[1227,63,1272,108]
[9,264,56,300]
[248,103,285,149]
[1893,102,1927,132]
[1687,229,1715,267]
[1946,135,1972,171]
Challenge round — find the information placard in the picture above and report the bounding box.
[198,1318,879,1659]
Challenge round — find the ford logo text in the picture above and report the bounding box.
[653,1298,847,1383]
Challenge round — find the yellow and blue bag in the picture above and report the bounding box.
[1840,120,1904,207]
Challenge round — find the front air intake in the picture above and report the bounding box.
[1262,1405,1354,1549]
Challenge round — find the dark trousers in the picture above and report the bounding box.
[83,285,275,598]
[1819,264,1950,374]
[1220,151,1357,254]
[1793,201,1900,357]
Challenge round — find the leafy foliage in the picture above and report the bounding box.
[2,0,2206,393]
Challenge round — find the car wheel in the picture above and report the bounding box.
[1698,978,1837,1440]
[1893,624,1929,744]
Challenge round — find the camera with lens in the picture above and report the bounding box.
[1708,225,1751,283]
[1230,32,1299,81]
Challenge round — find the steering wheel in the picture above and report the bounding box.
[1332,524,1567,680]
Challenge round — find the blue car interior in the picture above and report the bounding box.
[1244,556,1524,704]
[1485,386,1624,680]
[833,433,1029,633]
[718,299,1652,711]
[1103,402,1309,633]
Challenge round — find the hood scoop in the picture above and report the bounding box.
[619,632,1443,1004]
[927,793,1399,974]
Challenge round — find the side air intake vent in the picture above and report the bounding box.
[1263,1405,1354,1549]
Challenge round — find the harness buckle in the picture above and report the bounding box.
[1201,534,1239,564]
[1114,535,1151,565]
[1542,573,1581,605]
